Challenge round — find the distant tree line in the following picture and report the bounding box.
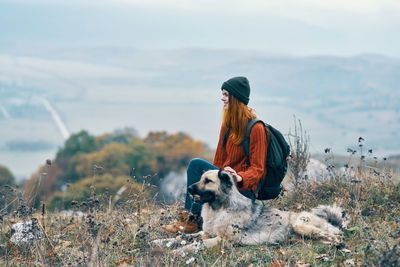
[22,129,211,210]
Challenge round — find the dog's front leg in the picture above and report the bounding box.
[182,230,204,239]
[183,231,212,240]
[173,236,222,255]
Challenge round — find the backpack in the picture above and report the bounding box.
[222,119,290,200]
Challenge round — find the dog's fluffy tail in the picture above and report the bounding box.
[311,204,349,229]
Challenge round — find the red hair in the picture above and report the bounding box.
[222,95,257,145]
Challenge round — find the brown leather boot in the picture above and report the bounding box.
[162,209,202,234]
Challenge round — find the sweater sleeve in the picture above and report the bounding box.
[237,122,268,192]
[213,126,226,168]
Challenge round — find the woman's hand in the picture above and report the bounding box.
[223,166,243,183]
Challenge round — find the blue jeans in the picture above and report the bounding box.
[184,158,254,215]
[184,158,218,215]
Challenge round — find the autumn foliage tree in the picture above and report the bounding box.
[145,131,205,178]
[55,130,98,161]
[23,129,208,210]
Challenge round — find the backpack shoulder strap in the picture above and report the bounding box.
[222,128,230,147]
[242,119,264,165]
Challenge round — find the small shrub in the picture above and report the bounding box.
[47,174,150,211]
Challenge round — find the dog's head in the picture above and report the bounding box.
[188,170,234,206]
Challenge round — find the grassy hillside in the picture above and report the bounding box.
[1,163,399,266]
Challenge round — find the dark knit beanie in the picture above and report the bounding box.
[221,76,250,105]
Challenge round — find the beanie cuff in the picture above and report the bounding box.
[221,82,249,105]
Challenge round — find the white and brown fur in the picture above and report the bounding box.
[154,170,348,253]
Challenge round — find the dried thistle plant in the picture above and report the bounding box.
[287,115,310,190]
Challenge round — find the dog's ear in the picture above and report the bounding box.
[218,170,233,187]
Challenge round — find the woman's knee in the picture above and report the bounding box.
[187,158,205,172]
[188,158,203,167]
[187,158,206,184]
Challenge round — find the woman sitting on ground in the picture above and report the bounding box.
[164,76,268,233]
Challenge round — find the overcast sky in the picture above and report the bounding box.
[1,0,400,57]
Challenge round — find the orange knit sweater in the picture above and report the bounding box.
[213,122,268,192]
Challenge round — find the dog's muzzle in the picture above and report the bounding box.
[188,184,201,202]
[188,184,215,204]
[188,184,196,196]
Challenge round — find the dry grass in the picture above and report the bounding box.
[1,165,399,266]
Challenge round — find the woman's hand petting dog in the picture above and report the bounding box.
[223,166,242,183]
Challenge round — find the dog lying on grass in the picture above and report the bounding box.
[153,170,348,253]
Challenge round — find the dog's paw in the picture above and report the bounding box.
[319,233,343,246]
[172,240,203,255]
